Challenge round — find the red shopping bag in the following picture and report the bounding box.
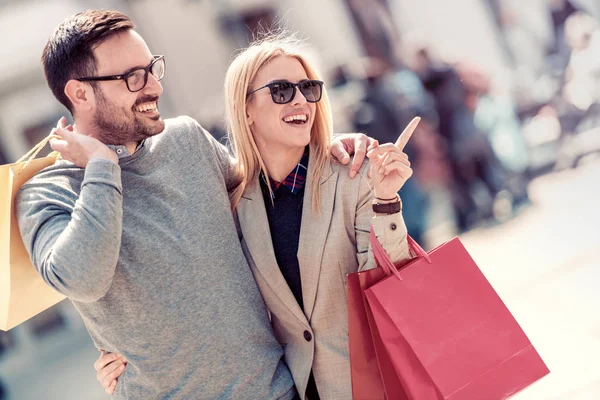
[348,266,408,400]
[347,230,428,399]
[364,233,550,400]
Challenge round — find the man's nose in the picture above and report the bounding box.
[142,72,163,96]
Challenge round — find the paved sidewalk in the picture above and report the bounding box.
[459,160,600,399]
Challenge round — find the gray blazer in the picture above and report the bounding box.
[237,155,411,399]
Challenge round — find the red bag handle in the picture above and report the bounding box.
[370,228,432,280]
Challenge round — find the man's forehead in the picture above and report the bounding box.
[93,30,153,74]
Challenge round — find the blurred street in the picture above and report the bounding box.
[1,159,599,399]
[0,334,105,400]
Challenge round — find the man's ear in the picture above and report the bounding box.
[64,79,95,112]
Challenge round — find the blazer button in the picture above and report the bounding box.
[303,330,312,341]
[390,223,397,231]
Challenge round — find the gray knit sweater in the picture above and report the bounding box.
[16,116,295,400]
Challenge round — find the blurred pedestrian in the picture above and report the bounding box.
[351,57,433,243]
[412,47,508,229]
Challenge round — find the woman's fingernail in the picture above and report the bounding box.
[350,171,356,178]
[120,365,125,371]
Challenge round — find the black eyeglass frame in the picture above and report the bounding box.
[76,55,166,93]
[247,79,324,104]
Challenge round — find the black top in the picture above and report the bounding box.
[260,176,305,309]
[260,175,321,400]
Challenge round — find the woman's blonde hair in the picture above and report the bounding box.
[224,33,333,212]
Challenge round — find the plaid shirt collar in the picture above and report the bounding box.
[261,149,309,199]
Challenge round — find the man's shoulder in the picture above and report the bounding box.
[161,115,217,145]
[163,115,209,136]
[164,115,199,129]
[155,116,231,171]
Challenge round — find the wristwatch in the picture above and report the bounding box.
[372,197,402,214]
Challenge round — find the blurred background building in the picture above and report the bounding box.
[1,0,600,399]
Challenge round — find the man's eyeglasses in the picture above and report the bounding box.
[247,79,324,104]
[77,55,166,93]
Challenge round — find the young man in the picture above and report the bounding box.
[16,10,369,399]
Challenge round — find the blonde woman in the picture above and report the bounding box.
[95,36,416,399]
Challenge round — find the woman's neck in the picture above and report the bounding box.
[258,144,306,182]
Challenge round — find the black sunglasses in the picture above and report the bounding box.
[77,55,166,93]
[248,79,324,104]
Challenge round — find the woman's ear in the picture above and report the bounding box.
[64,79,95,112]
[246,107,254,126]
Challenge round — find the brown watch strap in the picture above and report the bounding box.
[372,199,402,214]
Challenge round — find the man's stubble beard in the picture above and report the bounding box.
[92,89,165,145]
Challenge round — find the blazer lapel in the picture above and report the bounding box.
[237,177,307,324]
[298,155,338,321]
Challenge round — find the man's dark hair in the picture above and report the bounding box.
[42,10,135,114]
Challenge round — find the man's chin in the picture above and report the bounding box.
[141,118,165,137]
[152,118,165,134]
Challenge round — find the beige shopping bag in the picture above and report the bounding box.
[1,136,65,331]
